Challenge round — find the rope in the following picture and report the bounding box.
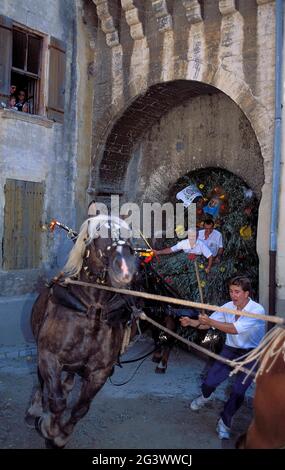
[64,279,285,325]
[230,326,285,383]
[138,312,255,377]
[194,259,205,315]
[120,344,159,364]
[63,279,285,378]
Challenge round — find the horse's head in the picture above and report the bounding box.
[64,215,136,286]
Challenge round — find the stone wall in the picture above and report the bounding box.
[86,0,276,310]
[135,92,264,203]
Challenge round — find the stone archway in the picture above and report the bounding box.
[92,80,219,195]
[91,79,268,306]
[90,72,272,201]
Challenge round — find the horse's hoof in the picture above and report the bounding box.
[155,366,166,374]
[35,417,43,436]
[152,356,161,364]
[45,438,65,449]
[24,413,37,428]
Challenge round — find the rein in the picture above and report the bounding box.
[109,343,161,386]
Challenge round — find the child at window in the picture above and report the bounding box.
[9,95,18,110]
[16,90,28,113]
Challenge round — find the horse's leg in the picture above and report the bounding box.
[152,347,162,363]
[155,315,175,374]
[25,366,45,425]
[62,372,75,398]
[58,367,114,448]
[151,311,163,364]
[36,354,67,445]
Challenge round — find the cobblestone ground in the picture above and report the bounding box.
[0,337,254,449]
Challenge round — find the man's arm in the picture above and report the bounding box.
[216,233,224,260]
[217,247,224,257]
[214,248,224,263]
[199,313,238,334]
[205,255,213,274]
[179,316,209,330]
[153,247,174,256]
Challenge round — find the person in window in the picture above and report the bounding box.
[10,84,17,96]
[16,90,28,113]
[8,95,18,110]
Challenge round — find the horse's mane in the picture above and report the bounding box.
[63,215,131,277]
[230,326,285,381]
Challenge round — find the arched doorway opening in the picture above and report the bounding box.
[152,167,259,307]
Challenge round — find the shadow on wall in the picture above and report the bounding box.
[0,294,37,346]
[20,294,37,343]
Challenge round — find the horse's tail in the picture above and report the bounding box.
[31,287,50,339]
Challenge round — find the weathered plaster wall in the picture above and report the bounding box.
[0,0,78,296]
[0,0,73,38]
[74,0,98,227]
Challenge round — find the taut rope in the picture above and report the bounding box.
[230,326,285,382]
[64,279,285,378]
[64,279,285,325]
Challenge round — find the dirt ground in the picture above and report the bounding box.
[0,336,254,450]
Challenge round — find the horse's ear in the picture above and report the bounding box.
[87,201,96,216]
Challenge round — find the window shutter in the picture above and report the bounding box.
[47,37,66,123]
[3,180,44,270]
[0,15,12,102]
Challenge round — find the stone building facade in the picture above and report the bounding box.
[0,0,284,345]
[85,0,278,311]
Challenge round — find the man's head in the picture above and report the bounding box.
[187,228,198,247]
[10,85,16,95]
[228,276,252,308]
[204,218,215,236]
[18,90,26,101]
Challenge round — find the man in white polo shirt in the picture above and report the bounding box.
[198,218,223,261]
[153,228,213,273]
[180,276,265,440]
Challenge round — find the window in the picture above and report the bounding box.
[11,28,42,115]
[0,15,66,122]
[2,179,44,270]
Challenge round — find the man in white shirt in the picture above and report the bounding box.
[180,276,265,440]
[153,229,213,273]
[198,218,223,260]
